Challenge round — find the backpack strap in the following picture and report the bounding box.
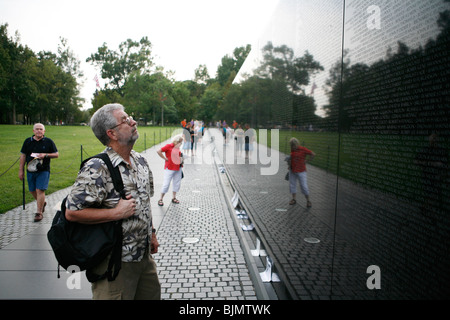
[81,153,126,200]
[81,152,125,282]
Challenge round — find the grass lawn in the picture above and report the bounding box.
[0,125,179,213]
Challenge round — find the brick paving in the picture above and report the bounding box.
[0,188,70,249]
[150,137,257,300]
[0,134,259,300]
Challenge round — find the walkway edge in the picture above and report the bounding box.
[210,133,273,300]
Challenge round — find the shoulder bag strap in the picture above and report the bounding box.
[81,153,126,199]
[81,152,125,282]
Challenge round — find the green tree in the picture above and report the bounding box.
[0,25,11,122]
[91,89,123,113]
[199,83,223,122]
[171,81,196,121]
[33,51,80,124]
[216,44,251,87]
[0,24,39,124]
[122,72,174,125]
[87,37,154,97]
[194,64,210,84]
[0,24,83,125]
[56,37,84,119]
[57,37,84,80]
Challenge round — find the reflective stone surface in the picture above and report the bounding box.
[226,0,449,299]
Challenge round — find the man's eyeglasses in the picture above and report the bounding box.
[110,116,134,129]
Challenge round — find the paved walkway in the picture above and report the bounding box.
[0,131,260,300]
[1,128,449,300]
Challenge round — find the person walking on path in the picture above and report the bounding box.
[288,137,315,207]
[244,123,256,160]
[235,125,245,157]
[182,123,192,156]
[190,122,197,156]
[156,134,184,206]
[19,123,59,222]
[65,103,161,300]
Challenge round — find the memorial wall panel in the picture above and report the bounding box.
[335,0,449,299]
[230,0,449,299]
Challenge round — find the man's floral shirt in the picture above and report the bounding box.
[66,147,154,262]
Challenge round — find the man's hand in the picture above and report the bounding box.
[116,194,136,220]
[150,233,159,254]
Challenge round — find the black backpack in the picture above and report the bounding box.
[47,152,126,283]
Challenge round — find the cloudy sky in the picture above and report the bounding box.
[1,0,279,109]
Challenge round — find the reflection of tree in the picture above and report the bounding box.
[323,4,450,134]
[217,45,251,87]
[220,42,323,128]
[256,42,323,95]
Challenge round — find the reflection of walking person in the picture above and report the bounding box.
[235,125,245,157]
[157,134,184,206]
[414,133,448,218]
[19,123,59,222]
[244,123,256,160]
[288,138,315,207]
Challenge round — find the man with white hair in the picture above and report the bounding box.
[19,123,59,222]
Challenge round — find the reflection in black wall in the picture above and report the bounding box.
[335,0,449,299]
[225,0,449,299]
